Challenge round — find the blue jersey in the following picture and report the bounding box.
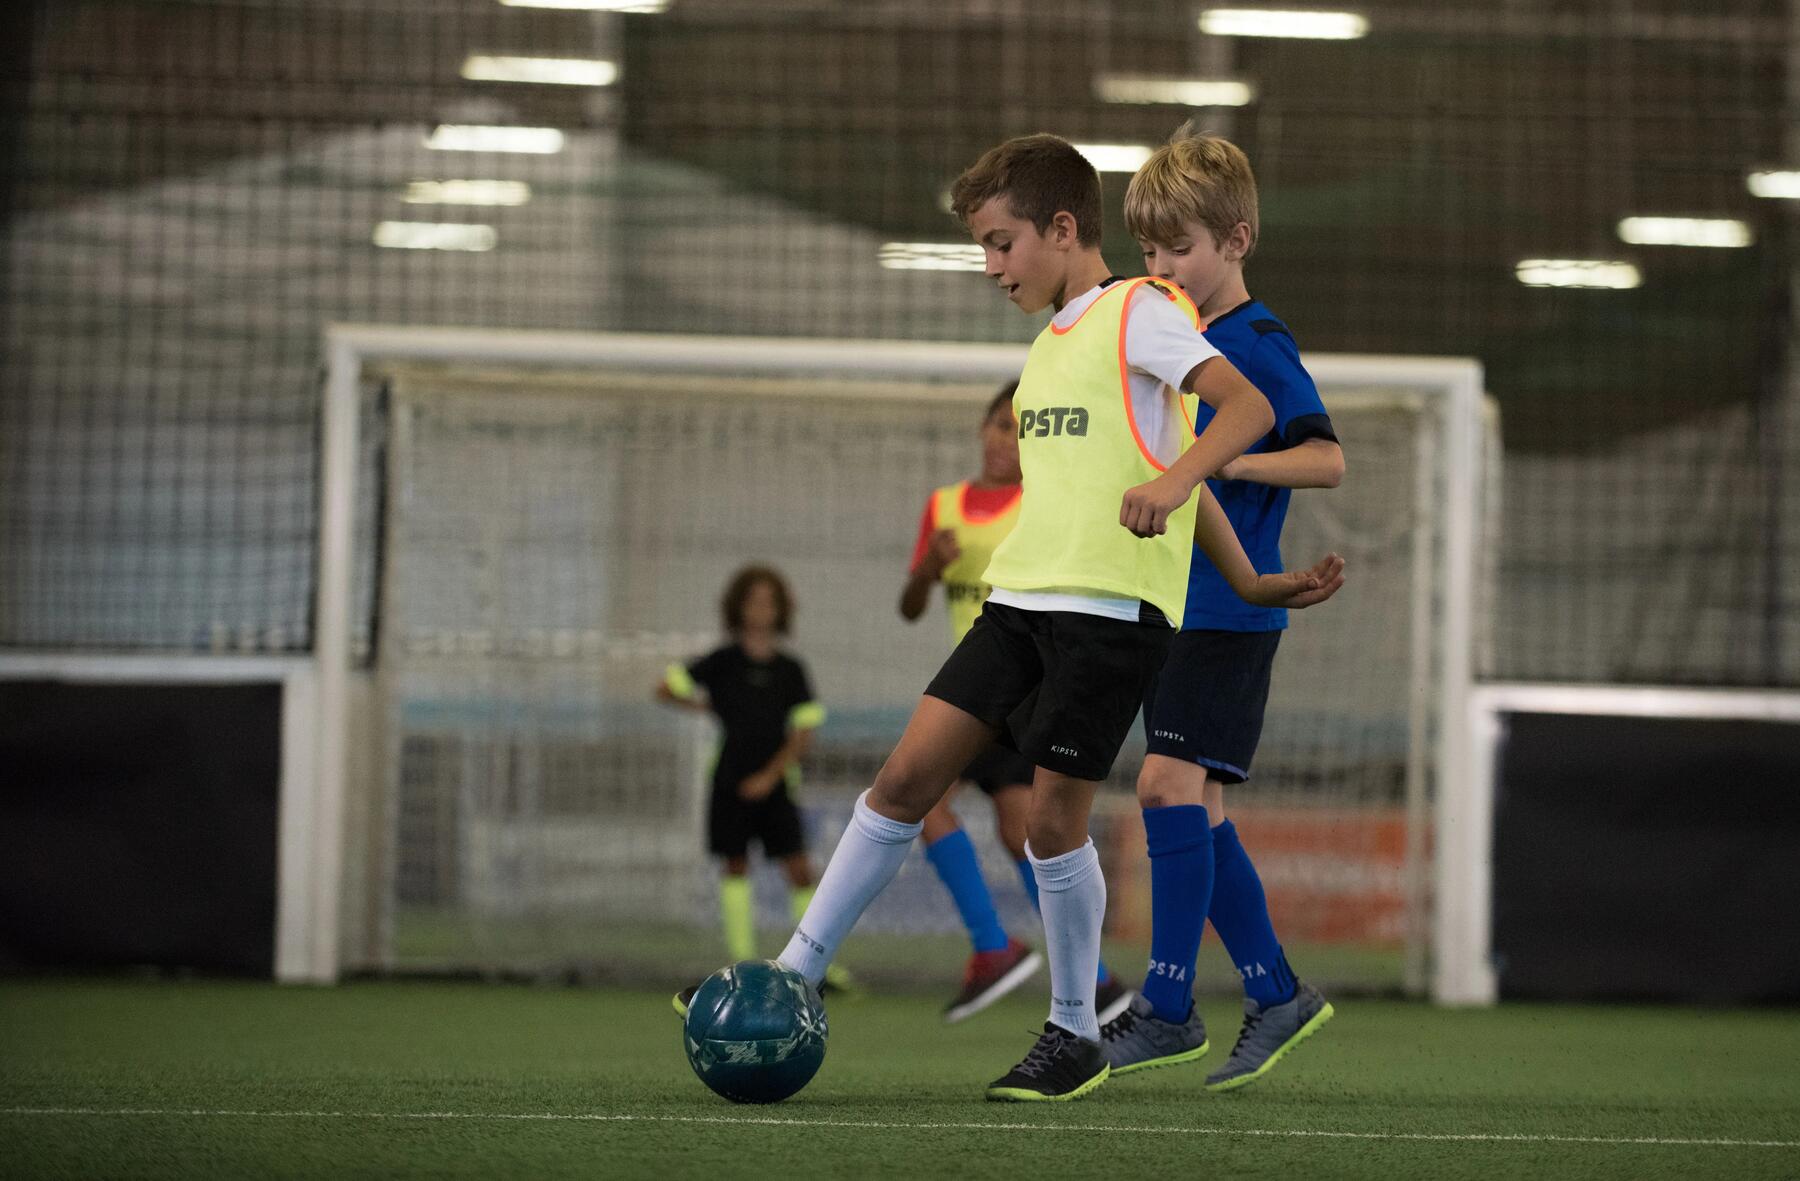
[1185,300,1336,632]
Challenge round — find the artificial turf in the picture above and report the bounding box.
[2,978,1797,1179]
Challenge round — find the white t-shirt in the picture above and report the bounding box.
[987,280,1222,624]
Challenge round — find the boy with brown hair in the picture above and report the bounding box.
[685,132,1342,1102]
[1099,124,1345,1089]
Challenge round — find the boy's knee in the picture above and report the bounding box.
[869,756,943,824]
[1025,808,1087,860]
[1136,755,1208,809]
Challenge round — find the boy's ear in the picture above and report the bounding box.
[1050,210,1081,247]
[1225,221,1253,261]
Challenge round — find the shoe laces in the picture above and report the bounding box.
[1228,1009,1264,1060]
[1013,1027,1069,1078]
[1100,1006,1137,1043]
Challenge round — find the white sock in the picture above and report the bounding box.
[1028,838,1106,1042]
[777,790,922,987]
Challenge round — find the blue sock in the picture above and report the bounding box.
[1140,804,1213,1023]
[1014,856,1039,910]
[1209,819,1298,1008]
[1018,856,1115,985]
[925,828,1008,953]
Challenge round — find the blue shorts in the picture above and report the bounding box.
[1142,629,1282,785]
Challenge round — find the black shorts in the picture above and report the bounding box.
[708,783,806,859]
[925,600,1173,782]
[960,743,1036,795]
[1142,628,1282,785]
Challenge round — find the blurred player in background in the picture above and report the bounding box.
[657,565,848,992]
[899,382,1129,1025]
[1100,125,1343,1089]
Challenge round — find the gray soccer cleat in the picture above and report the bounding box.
[1099,992,1210,1075]
[1205,981,1334,1091]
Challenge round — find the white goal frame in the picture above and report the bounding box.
[311,324,1492,1003]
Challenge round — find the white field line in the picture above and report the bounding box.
[2,1107,1797,1150]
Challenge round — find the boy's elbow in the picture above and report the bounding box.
[1236,377,1275,432]
[1321,454,1345,488]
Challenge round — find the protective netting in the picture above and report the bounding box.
[352,364,1469,993]
[3,0,1792,683]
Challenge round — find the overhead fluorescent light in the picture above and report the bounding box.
[500,0,667,10]
[1093,75,1255,107]
[1515,259,1641,290]
[878,242,986,272]
[402,180,532,206]
[1072,142,1155,172]
[425,125,565,154]
[374,222,498,251]
[1616,216,1752,248]
[1199,9,1369,39]
[460,55,618,86]
[1747,171,1800,200]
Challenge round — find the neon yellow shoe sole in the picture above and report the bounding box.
[1112,1038,1210,1076]
[1205,1002,1335,1092]
[985,1063,1110,1103]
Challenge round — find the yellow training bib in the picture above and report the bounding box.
[931,480,1022,644]
[981,277,1201,626]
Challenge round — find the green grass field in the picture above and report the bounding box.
[3,978,1798,1180]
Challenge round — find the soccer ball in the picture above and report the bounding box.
[682,959,828,1103]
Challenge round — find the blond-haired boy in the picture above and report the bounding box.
[1099,124,1344,1089]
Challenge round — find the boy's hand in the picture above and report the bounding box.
[1243,553,1346,609]
[738,769,780,801]
[920,528,962,578]
[1120,471,1197,538]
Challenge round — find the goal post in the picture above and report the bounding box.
[310,324,1493,1004]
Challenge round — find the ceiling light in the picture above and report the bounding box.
[460,55,618,86]
[1747,171,1800,200]
[1071,143,1155,172]
[1616,216,1752,248]
[1093,75,1255,106]
[402,180,533,206]
[425,125,565,154]
[500,0,667,9]
[1514,259,1641,290]
[1199,9,1369,39]
[878,243,986,272]
[374,222,499,251]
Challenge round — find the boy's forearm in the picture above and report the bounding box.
[898,571,935,620]
[1190,484,1261,594]
[759,729,813,778]
[1225,440,1344,489]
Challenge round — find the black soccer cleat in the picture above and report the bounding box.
[985,1023,1110,1102]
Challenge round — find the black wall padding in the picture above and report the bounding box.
[1492,711,1800,1004]
[0,681,280,976]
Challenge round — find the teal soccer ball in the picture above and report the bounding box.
[682,960,828,1103]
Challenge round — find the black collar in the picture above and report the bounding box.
[1206,298,1259,326]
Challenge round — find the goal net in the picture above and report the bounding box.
[324,330,1491,1000]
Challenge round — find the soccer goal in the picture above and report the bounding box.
[302,325,1495,1004]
